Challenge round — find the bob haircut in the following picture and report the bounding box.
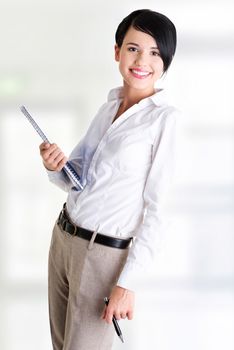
[115,9,177,75]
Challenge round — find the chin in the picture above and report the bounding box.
[125,81,154,92]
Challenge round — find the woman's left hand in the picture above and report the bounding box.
[101,285,135,324]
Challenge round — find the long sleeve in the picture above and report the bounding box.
[116,110,178,291]
[46,136,86,192]
[46,101,108,192]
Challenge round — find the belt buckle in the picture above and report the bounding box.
[58,217,66,232]
[62,220,67,231]
[71,223,77,236]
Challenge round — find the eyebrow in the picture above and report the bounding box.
[126,42,159,50]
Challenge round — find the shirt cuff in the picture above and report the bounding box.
[46,168,71,192]
[116,261,144,292]
[46,168,62,180]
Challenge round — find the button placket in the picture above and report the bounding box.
[86,104,141,184]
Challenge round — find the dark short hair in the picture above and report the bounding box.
[115,9,177,74]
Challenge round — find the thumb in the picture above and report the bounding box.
[44,142,51,149]
[40,142,50,151]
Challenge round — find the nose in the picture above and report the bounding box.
[134,51,148,66]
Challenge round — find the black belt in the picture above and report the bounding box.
[57,204,133,249]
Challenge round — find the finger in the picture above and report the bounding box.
[114,312,121,321]
[39,142,50,152]
[50,148,63,162]
[42,144,58,160]
[127,310,133,320]
[47,143,59,156]
[56,157,68,172]
[105,309,114,324]
[44,146,61,163]
[54,152,66,165]
[120,313,127,319]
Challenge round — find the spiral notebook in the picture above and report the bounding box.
[20,105,83,191]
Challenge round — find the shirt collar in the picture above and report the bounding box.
[107,86,167,107]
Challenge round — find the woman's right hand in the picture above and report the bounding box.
[39,142,68,171]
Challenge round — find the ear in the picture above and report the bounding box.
[114,44,120,62]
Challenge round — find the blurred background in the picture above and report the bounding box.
[0,0,233,349]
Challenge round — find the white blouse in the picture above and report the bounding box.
[47,85,180,291]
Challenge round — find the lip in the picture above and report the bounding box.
[129,68,152,79]
[130,67,151,72]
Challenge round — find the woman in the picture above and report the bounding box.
[40,9,179,350]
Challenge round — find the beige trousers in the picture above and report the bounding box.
[48,220,129,350]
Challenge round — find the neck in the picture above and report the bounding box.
[120,82,156,110]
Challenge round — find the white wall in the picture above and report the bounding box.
[0,0,233,349]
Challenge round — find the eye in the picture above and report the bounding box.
[151,51,160,56]
[128,47,138,52]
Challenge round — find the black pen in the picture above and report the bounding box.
[103,297,124,343]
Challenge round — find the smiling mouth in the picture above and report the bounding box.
[129,69,152,79]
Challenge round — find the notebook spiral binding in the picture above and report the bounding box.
[20,105,83,191]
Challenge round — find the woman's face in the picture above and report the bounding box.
[115,26,164,95]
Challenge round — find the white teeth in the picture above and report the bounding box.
[131,69,150,76]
